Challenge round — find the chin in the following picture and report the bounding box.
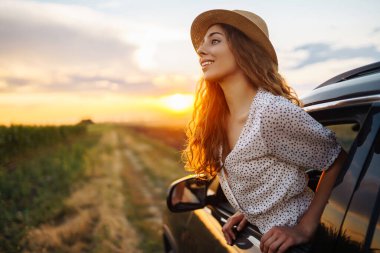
[203,72,222,83]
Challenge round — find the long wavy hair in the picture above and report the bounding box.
[183,24,301,178]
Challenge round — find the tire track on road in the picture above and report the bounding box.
[22,130,142,253]
[119,130,166,253]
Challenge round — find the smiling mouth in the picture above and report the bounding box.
[201,60,214,68]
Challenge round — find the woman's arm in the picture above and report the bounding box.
[260,149,347,253]
[298,149,347,235]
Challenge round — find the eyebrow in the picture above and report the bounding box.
[207,32,224,38]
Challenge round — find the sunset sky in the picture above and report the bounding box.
[1,0,379,125]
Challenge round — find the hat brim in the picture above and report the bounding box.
[191,9,278,65]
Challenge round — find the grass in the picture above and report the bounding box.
[0,125,100,253]
[120,126,187,188]
[122,176,161,253]
[0,123,189,253]
[118,125,188,253]
[21,126,143,253]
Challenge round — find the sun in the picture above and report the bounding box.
[160,93,194,113]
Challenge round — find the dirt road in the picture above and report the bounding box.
[22,126,186,253]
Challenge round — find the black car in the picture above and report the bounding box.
[163,62,380,253]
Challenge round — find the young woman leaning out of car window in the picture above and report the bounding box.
[183,9,347,253]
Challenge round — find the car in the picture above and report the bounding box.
[163,61,380,253]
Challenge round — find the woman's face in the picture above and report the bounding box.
[197,24,241,82]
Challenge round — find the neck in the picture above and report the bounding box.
[218,73,258,117]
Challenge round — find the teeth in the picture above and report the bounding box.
[201,61,214,67]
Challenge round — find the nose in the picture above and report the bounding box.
[196,42,207,56]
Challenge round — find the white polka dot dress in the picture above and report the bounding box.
[218,88,342,234]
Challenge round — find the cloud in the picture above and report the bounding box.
[0,17,136,67]
[373,27,380,34]
[0,0,197,97]
[0,0,182,95]
[46,74,160,94]
[152,74,196,93]
[290,43,380,69]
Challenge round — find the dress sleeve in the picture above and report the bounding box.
[260,96,341,171]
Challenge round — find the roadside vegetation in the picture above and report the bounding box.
[119,126,187,253]
[0,124,99,253]
[0,124,187,253]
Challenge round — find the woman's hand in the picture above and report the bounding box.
[260,150,347,253]
[222,211,247,245]
[260,223,314,253]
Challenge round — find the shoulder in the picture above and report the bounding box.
[257,89,303,118]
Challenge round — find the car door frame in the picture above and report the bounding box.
[307,102,379,253]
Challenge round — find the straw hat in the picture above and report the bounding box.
[191,9,278,65]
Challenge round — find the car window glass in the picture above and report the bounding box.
[336,128,380,252]
[326,123,359,152]
[369,132,380,253]
[305,122,359,192]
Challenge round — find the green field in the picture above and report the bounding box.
[0,124,187,253]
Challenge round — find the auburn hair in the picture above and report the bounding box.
[182,24,302,178]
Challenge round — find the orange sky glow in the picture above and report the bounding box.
[1,0,379,126]
[0,92,194,126]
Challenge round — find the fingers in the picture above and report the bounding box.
[221,225,233,245]
[222,224,235,244]
[261,230,279,253]
[222,212,244,245]
[266,235,287,253]
[277,238,294,253]
[222,220,236,244]
[260,228,274,252]
[260,226,300,253]
[237,217,247,231]
[268,238,283,253]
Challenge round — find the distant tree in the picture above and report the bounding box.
[78,119,94,125]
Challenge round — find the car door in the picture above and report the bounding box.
[307,103,378,253]
[178,177,261,253]
[333,104,380,252]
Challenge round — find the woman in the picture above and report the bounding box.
[183,9,347,253]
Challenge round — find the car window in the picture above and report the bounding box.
[368,131,380,253]
[308,108,377,253]
[335,126,380,252]
[325,122,359,153]
[305,122,360,192]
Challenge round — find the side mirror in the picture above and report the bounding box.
[167,175,209,212]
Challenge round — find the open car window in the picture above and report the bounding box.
[325,122,359,153]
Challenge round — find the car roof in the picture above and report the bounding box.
[302,62,380,107]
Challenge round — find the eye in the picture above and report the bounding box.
[211,39,220,45]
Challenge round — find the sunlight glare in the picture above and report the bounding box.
[160,93,194,113]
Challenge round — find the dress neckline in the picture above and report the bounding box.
[222,88,263,168]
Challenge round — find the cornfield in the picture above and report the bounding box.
[0,125,87,166]
[0,124,98,253]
